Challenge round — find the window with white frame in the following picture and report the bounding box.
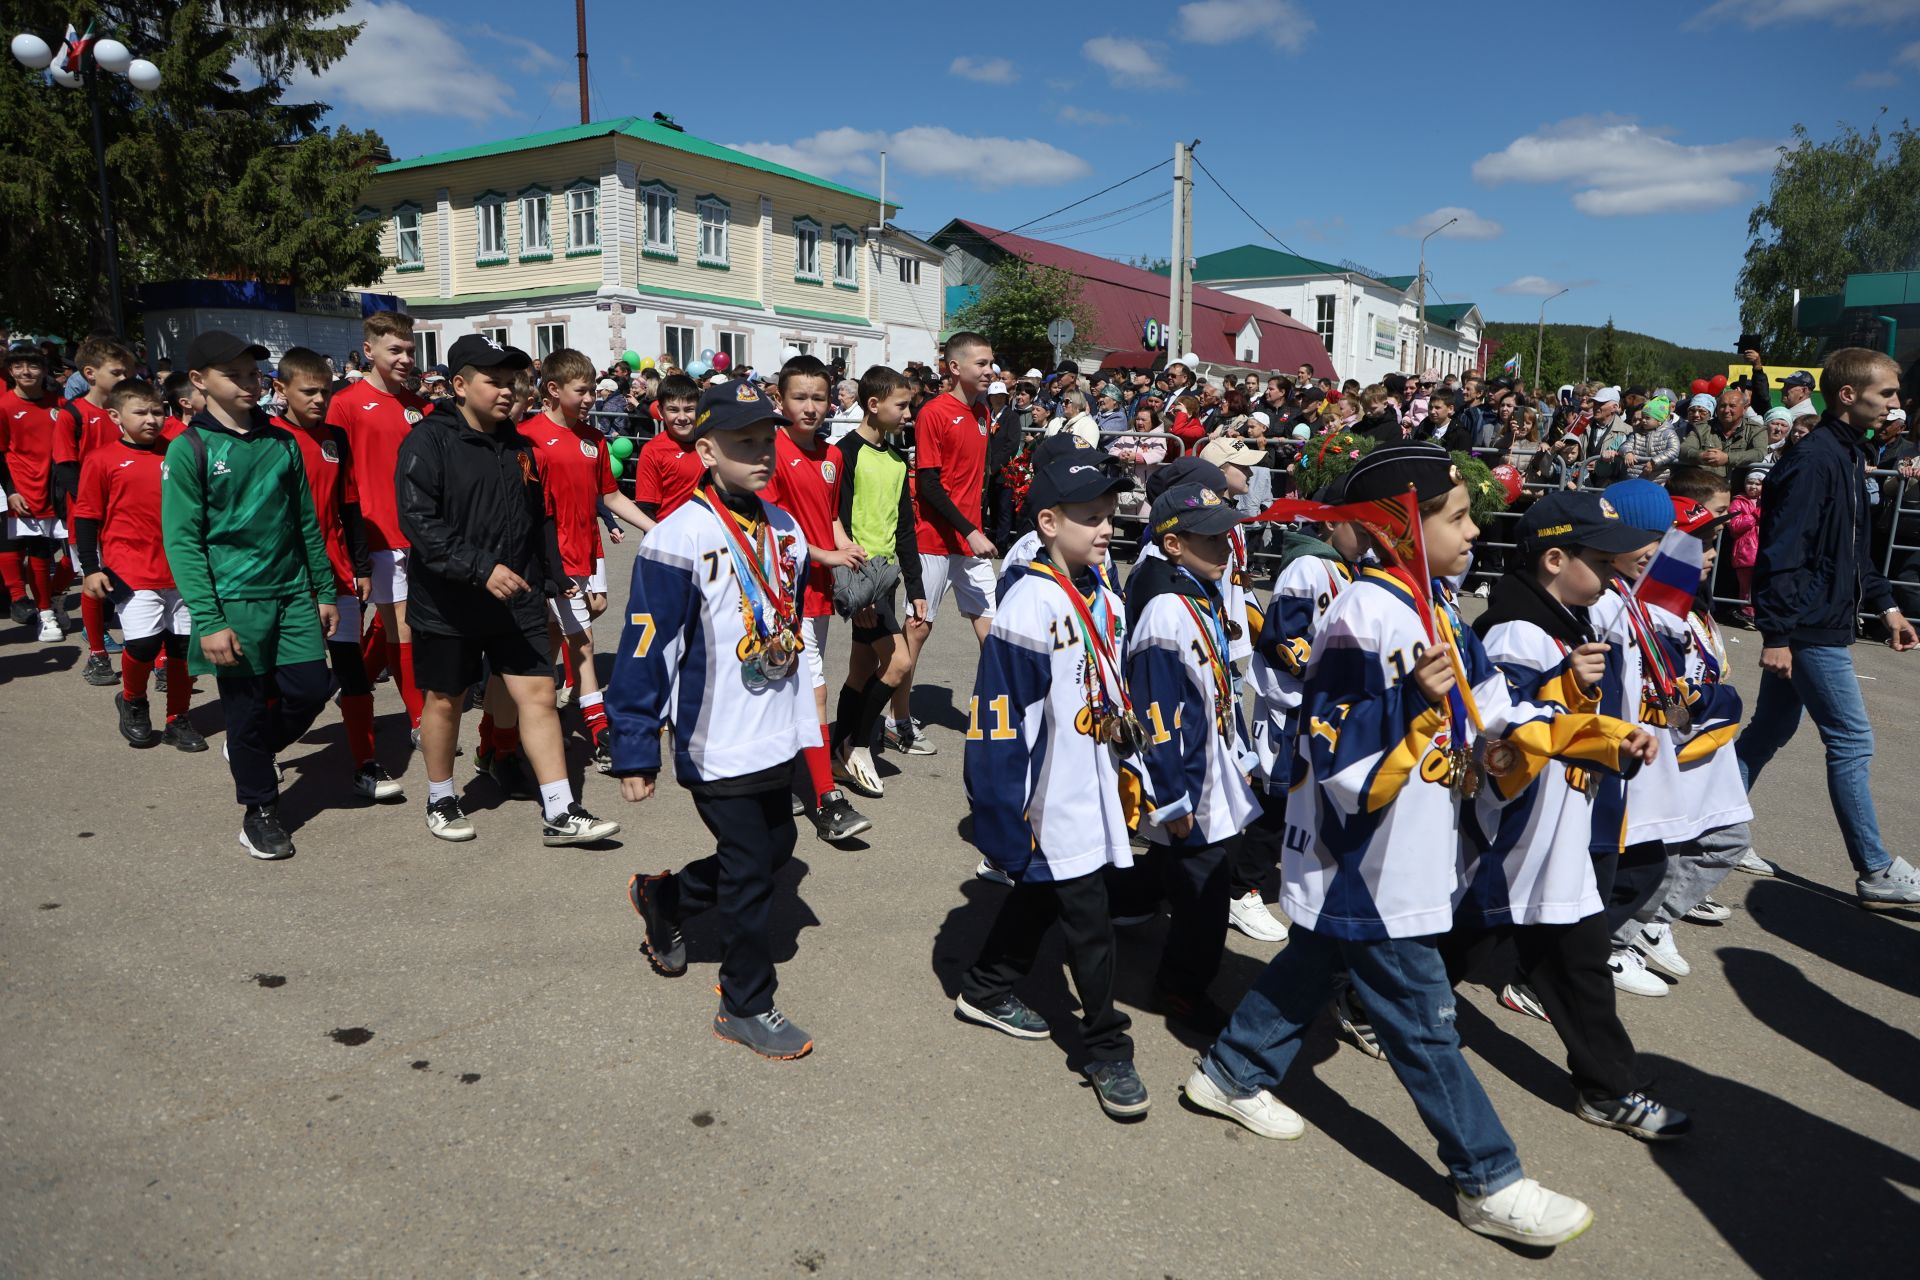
[474,193,507,262]
[415,330,440,369]
[664,325,695,369]
[566,183,600,254]
[896,256,920,285]
[828,344,852,369]
[1315,295,1336,353]
[393,205,423,270]
[789,340,813,357]
[520,187,550,257]
[477,325,509,349]
[696,196,729,267]
[832,227,858,286]
[793,217,821,281]
[534,322,567,360]
[717,330,749,367]
[640,183,676,257]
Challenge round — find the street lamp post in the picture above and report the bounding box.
[1535,287,1569,390]
[1415,215,1458,373]
[10,29,162,336]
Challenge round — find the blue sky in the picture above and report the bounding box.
[298,0,1920,349]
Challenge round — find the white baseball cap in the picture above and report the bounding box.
[987,380,1008,396]
[1023,367,1044,378]
[1888,407,1908,423]
[1592,386,1621,405]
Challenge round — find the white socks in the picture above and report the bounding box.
[427,776,455,803]
[539,779,572,823]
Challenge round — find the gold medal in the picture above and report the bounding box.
[1449,749,1482,800]
[736,633,763,662]
[1480,737,1521,778]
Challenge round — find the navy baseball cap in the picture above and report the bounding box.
[6,339,46,365]
[1025,452,1131,512]
[1343,441,1458,506]
[690,377,789,439]
[1150,483,1245,539]
[1516,490,1663,555]
[1144,455,1230,505]
[1781,370,1815,390]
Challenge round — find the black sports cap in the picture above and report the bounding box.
[1025,452,1131,511]
[1342,441,1458,505]
[5,339,46,365]
[1144,455,1229,505]
[1149,483,1245,538]
[689,377,789,440]
[1516,490,1665,554]
[446,334,532,374]
[186,329,270,371]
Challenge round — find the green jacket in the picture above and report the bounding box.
[161,410,334,636]
[1677,415,1769,477]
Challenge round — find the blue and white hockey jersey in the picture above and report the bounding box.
[1280,571,1566,940]
[964,559,1137,883]
[1249,541,1352,791]
[1126,567,1259,845]
[606,492,815,783]
[1623,607,1751,844]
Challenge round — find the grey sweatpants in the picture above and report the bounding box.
[1614,821,1751,944]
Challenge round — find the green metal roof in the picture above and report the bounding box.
[1842,270,1920,309]
[1423,302,1478,329]
[378,116,893,208]
[1186,244,1349,282]
[1378,274,1417,291]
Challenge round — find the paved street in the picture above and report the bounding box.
[3,539,1917,1278]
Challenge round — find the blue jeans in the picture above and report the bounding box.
[1736,643,1889,877]
[1201,928,1523,1198]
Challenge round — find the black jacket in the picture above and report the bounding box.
[1752,414,1896,647]
[396,404,565,637]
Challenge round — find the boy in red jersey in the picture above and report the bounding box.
[630,373,704,528]
[66,335,135,684]
[765,354,870,844]
[325,311,429,739]
[526,348,649,770]
[160,371,200,441]
[1,340,73,641]
[71,382,203,750]
[888,330,997,756]
[275,346,402,802]
[1,341,64,630]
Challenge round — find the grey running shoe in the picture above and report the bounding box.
[1858,856,1920,910]
[713,1005,813,1060]
[1082,1059,1150,1118]
[955,992,1051,1039]
[1576,1090,1692,1141]
[1683,898,1731,924]
[1733,847,1777,877]
[812,790,872,844]
[626,873,686,975]
[82,652,116,686]
[883,717,937,756]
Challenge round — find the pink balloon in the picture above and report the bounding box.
[711,351,731,372]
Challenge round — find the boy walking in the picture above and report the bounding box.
[1,340,73,641]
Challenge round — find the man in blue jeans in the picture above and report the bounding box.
[1738,347,1919,908]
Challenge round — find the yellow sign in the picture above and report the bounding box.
[1726,364,1826,412]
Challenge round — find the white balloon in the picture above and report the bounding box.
[10,33,54,70]
[92,37,132,74]
[126,58,161,91]
[48,59,82,88]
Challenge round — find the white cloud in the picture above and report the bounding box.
[1472,115,1782,216]
[1687,0,1920,29]
[475,24,561,69]
[1059,105,1126,125]
[1391,206,1505,241]
[1177,0,1315,51]
[1900,39,1920,62]
[1083,36,1181,84]
[1496,276,1596,296]
[1851,69,1901,86]
[949,56,1017,84]
[289,2,512,122]
[731,126,1091,189]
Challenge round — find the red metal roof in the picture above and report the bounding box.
[946,219,1338,379]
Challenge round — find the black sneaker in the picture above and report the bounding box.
[161,717,208,752]
[626,873,687,975]
[486,750,537,800]
[8,596,35,625]
[1576,1090,1692,1141]
[115,692,158,748]
[541,802,621,846]
[955,992,1052,1040]
[353,761,403,800]
[239,804,294,860]
[1082,1059,1151,1118]
[811,790,872,844]
[1332,987,1384,1060]
[425,795,476,841]
[82,653,116,686]
[712,1004,814,1060]
[590,735,613,775]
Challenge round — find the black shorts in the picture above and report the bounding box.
[411,625,548,693]
[850,586,903,645]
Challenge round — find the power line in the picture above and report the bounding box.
[1048,195,1172,241]
[993,156,1172,239]
[1190,152,1304,261]
[1025,191,1170,237]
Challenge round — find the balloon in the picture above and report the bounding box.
[1490,464,1524,504]
[700,348,715,362]
[1690,379,1710,396]
[639,357,655,370]
[686,360,709,378]
[610,435,634,460]
[11,34,54,69]
[621,349,641,369]
[1708,375,1727,394]
[126,59,161,92]
[609,456,625,479]
[91,38,132,74]
[711,351,731,372]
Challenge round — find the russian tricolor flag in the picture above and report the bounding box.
[1635,527,1704,621]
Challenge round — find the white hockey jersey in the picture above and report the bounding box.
[1622,606,1752,844]
[1248,544,1352,791]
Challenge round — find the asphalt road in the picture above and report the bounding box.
[3,541,1917,1278]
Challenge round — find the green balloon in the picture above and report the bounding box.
[622,350,642,369]
[609,455,625,479]
[610,435,635,460]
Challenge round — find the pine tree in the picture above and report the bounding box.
[1590,317,1621,387]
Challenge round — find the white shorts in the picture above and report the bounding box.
[332,592,362,640]
[117,588,191,640]
[919,553,997,622]
[8,515,65,542]
[551,576,596,636]
[802,614,829,690]
[370,547,410,605]
[587,556,607,595]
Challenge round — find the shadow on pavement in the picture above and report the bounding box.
[0,643,79,684]
[679,855,819,968]
[1745,878,1920,999]
[1719,946,1920,1110]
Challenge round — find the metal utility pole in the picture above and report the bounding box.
[1415,215,1457,375]
[1180,139,1196,357]
[575,0,590,124]
[1166,140,1188,362]
[1535,287,1568,390]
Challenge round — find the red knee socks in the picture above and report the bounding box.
[495,724,521,758]
[803,724,834,805]
[0,550,23,602]
[122,653,152,701]
[362,610,389,682]
[339,692,375,765]
[24,557,51,610]
[477,711,496,755]
[394,640,422,729]
[81,593,106,655]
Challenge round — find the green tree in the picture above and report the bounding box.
[1589,317,1621,387]
[0,1,390,338]
[948,255,1100,372]
[1737,117,1920,363]
[1482,324,1575,390]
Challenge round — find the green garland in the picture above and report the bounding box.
[1451,449,1511,526]
[1291,430,1376,498]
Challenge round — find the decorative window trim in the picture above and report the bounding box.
[518,184,552,260]
[473,190,508,265]
[640,180,677,260]
[792,216,823,284]
[354,205,379,224]
[831,224,859,289]
[564,180,601,254]
[696,194,730,269]
[391,201,425,271]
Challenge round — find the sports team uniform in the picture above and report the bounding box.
[529,416,617,635]
[764,429,839,688]
[831,429,922,640]
[279,414,365,631]
[69,398,118,461]
[1248,536,1352,793]
[71,437,185,638]
[325,382,427,603]
[1223,524,1256,664]
[632,430,706,522]
[912,391,995,621]
[1,385,72,539]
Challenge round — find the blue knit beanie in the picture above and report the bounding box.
[1602,478,1674,538]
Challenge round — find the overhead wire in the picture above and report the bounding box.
[989,156,1172,240]
[1190,152,1304,261]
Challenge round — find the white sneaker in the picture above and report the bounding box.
[1227,889,1288,942]
[1734,847,1776,877]
[974,858,1013,887]
[1683,897,1731,924]
[50,600,70,635]
[1637,923,1690,979]
[1608,946,1668,997]
[1456,1177,1594,1247]
[36,609,61,642]
[832,743,884,799]
[1181,1066,1305,1139]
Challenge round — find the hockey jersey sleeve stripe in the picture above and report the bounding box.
[1304,642,1444,816]
[1492,712,1641,801]
[1676,722,1740,765]
[963,632,1052,877]
[606,543,696,775]
[1129,636,1208,825]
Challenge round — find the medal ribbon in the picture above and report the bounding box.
[694,486,792,638]
[1176,589,1234,737]
[1609,576,1680,703]
[1030,558,1132,714]
[1430,596,1474,751]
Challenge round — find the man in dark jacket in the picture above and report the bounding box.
[1737,348,1920,909]
[397,334,619,848]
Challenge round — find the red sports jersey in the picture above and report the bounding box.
[528,414,617,576]
[278,415,357,591]
[0,386,70,516]
[912,391,989,555]
[325,381,427,551]
[71,438,171,589]
[161,415,188,442]
[765,429,839,617]
[70,397,117,459]
[633,429,705,519]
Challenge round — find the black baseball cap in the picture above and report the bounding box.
[1054,359,1080,376]
[1781,370,1815,389]
[186,329,270,371]
[6,339,46,365]
[1516,490,1664,554]
[1150,483,1245,538]
[690,377,789,440]
[1025,452,1131,511]
[1144,455,1229,505]
[446,334,532,374]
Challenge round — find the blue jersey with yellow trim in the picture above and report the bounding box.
[1249,551,1351,791]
